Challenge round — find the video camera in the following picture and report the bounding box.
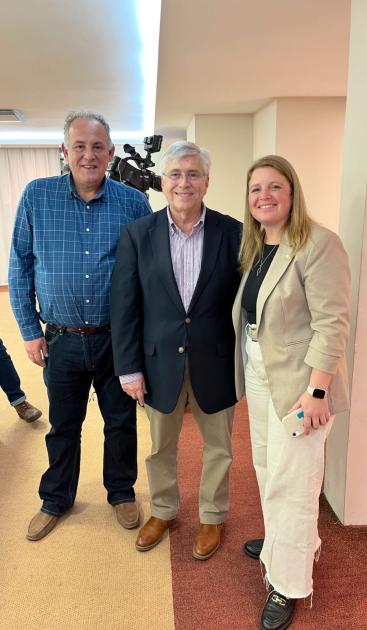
[108,135,162,194]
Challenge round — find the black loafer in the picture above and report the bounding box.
[260,591,296,630]
[243,538,264,559]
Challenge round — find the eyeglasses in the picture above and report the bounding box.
[162,170,206,182]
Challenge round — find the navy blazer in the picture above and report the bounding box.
[110,207,242,414]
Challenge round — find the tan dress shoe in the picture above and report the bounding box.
[14,401,42,422]
[27,511,59,541]
[135,516,173,552]
[115,501,140,529]
[192,523,224,560]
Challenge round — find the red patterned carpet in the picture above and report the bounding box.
[170,399,367,629]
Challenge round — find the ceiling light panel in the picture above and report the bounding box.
[0,109,26,122]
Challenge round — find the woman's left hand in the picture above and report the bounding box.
[288,392,331,435]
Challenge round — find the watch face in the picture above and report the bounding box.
[313,388,326,399]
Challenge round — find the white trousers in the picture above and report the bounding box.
[245,335,334,599]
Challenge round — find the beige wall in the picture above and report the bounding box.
[187,117,196,142]
[130,100,346,232]
[324,0,367,525]
[251,97,346,231]
[344,195,367,522]
[253,100,277,159]
[187,114,253,221]
[276,97,346,231]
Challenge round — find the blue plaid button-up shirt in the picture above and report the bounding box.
[9,174,151,341]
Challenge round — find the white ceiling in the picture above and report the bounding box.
[0,0,159,143]
[0,0,351,145]
[155,0,351,137]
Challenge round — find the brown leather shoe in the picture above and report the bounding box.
[27,511,59,541]
[115,501,140,529]
[193,523,224,560]
[135,516,173,552]
[14,401,42,423]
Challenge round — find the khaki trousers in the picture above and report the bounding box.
[245,335,334,599]
[144,366,234,523]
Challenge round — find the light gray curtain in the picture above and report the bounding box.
[0,148,60,285]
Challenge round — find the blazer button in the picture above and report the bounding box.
[178,346,185,354]
[185,317,191,324]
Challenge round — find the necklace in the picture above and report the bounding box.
[254,245,277,277]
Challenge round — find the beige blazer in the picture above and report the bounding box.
[232,223,351,420]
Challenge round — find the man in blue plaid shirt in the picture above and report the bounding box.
[8,111,151,541]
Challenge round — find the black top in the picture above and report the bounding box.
[241,244,279,324]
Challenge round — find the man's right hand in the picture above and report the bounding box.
[24,337,48,367]
[122,379,147,406]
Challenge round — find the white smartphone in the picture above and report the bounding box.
[282,408,305,437]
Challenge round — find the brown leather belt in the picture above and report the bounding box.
[66,325,110,334]
[50,324,110,335]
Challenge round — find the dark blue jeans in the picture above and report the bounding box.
[40,325,137,515]
[0,337,25,405]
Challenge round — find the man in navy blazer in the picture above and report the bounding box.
[111,141,241,559]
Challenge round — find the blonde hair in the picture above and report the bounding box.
[239,155,311,272]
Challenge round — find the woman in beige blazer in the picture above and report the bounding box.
[232,155,351,630]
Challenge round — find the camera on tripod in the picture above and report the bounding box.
[108,134,163,194]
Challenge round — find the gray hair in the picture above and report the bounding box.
[63,110,113,147]
[161,141,211,175]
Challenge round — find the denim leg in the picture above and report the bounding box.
[91,334,137,504]
[39,329,92,515]
[0,337,26,405]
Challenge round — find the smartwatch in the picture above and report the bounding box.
[307,385,328,399]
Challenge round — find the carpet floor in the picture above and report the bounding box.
[171,406,367,629]
[0,292,174,630]
[1,290,366,629]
